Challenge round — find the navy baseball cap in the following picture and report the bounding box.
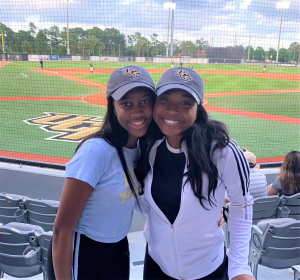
[156,67,204,104]
[106,65,155,100]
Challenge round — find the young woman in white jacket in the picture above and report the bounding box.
[136,67,254,280]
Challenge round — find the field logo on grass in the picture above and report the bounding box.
[23,112,103,142]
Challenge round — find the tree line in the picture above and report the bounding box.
[0,22,209,57]
[244,44,300,63]
[0,22,299,62]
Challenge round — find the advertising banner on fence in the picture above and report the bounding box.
[277,63,296,67]
[198,58,209,64]
[154,57,163,63]
[90,56,100,62]
[172,58,181,63]
[59,55,72,61]
[145,57,154,62]
[28,54,40,61]
[127,57,136,62]
[135,57,146,63]
[189,58,198,64]
[162,58,171,63]
[81,55,90,61]
[119,57,128,62]
[101,56,118,62]
[72,56,81,61]
[40,55,49,61]
[50,55,59,60]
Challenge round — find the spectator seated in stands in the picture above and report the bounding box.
[224,149,267,202]
[268,151,300,196]
[243,150,267,199]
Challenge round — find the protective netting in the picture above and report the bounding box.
[0,0,299,166]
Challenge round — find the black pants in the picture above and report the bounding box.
[143,246,229,280]
[47,234,130,280]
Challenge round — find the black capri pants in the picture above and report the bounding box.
[47,233,130,280]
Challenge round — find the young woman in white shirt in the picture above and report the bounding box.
[136,67,254,280]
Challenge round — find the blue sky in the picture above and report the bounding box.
[1,0,299,50]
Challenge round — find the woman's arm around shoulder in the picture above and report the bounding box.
[52,178,93,280]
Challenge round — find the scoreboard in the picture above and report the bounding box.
[206,47,244,59]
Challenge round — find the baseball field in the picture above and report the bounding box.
[0,61,299,165]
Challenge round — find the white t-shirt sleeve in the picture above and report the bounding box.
[220,140,254,280]
[65,139,111,188]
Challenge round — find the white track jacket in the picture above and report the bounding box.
[142,138,254,280]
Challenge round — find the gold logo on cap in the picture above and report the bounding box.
[175,70,193,82]
[123,68,141,78]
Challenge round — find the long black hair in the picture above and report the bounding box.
[135,104,229,210]
[76,94,152,210]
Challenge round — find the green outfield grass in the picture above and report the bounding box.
[206,92,300,118]
[0,61,299,162]
[0,69,100,97]
[77,73,300,93]
[3,61,300,74]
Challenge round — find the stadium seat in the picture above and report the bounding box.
[224,195,287,250]
[0,222,48,279]
[0,192,27,225]
[252,195,283,224]
[292,265,300,280]
[18,198,59,232]
[280,193,300,220]
[249,218,300,280]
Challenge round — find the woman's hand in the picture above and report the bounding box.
[232,274,255,280]
[217,208,224,227]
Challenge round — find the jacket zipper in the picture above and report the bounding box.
[170,224,185,280]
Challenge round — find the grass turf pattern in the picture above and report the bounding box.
[0,61,299,163]
[3,61,300,74]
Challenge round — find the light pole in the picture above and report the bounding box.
[63,0,73,55]
[247,34,251,62]
[46,35,52,55]
[170,0,176,57]
[164,2,176,57]
[1,33,5,61]
[275,1,290,63]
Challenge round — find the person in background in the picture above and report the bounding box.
[243,151,267,199]
[180,62,183,67]
[263,65,267,73]
[267,151,300,196]
[189,63,193,69]
[171,61,175,68]
[40,59,43,70]
[90,62,93,74]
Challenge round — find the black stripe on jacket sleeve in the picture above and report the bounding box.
[230,139,250,191]
[228,140,250,196]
